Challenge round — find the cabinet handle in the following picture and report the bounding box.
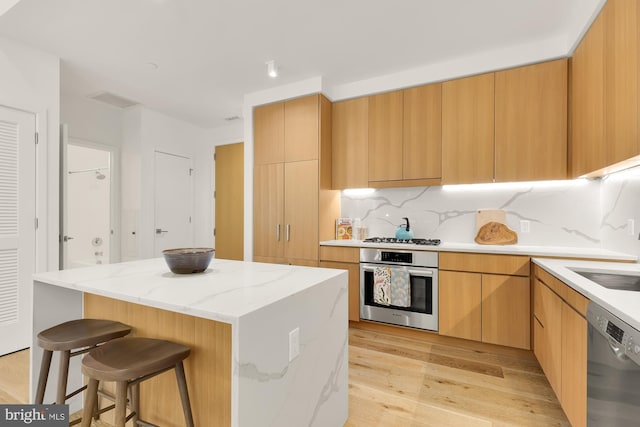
[286,224,291,241]
[276,224,281,241]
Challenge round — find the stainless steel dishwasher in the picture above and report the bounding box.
[587,302,640,425]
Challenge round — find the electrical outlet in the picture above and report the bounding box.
[628,219,635,236]
[289,327,300,362]
[520,220,530,233]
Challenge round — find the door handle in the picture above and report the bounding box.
[286,224,290,241]
[156,228,169,235]
[62,235,74,242]
[276,224,281,241]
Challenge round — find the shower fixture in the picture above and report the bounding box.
[68,167,108,180]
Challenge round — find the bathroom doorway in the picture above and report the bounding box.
[60,128,119,269]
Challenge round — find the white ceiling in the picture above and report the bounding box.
[0,0,600,129]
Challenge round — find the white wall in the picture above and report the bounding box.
[121,106,211,259]
[0,36,59,272]
[61,94,123,147]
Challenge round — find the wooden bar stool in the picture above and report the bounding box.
[80,337,194,427]
[35,318,132,407]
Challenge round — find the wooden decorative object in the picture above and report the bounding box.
[475,221,518,245]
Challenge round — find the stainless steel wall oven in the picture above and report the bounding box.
[360,248,438,331]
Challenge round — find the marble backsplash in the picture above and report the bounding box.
[340,167,640,257]
[600,166,640,257]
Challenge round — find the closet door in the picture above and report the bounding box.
[0,106,36,356]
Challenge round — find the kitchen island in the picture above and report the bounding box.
[32,258,349,427]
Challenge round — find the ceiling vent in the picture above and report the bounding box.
[88,91,138,109]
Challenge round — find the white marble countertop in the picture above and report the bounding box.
[320,240,637,261]
[32,257,347,324]
[532,258,640,330]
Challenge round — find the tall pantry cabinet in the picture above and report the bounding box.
[253,94,340,266]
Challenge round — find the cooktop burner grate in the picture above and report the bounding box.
[363,237,441,246]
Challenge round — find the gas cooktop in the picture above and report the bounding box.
[362,237,441,246]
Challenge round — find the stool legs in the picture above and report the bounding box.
[175,361,195,427]
[114,381,128,427]
[57,350,71,404]
[35,349,53,404]
[130,383,140,425]
[80,378,99,427]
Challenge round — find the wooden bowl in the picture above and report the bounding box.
[162,248,214,274]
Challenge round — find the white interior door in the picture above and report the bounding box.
[154,151,192,256]
[0,106,36,356]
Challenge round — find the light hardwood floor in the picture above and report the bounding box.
[0,328,569,426]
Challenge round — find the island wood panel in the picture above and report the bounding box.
[481,274,530,349]
[403,83,442,180]
[570,6,606,177]
[368,91,404,182]
[284,94,319,162]
[439,252,530,277]
[495,59,568,182]
[605,0,639,166]
[319,261,360,321]
[284,160,319,261]
[438,271,482,341]
[442,73,495,184]
[561,303,588,427]
[532,279,562,399]
[332,97,368,189]
[253,163,284,259]
[253,102,284,165]
[84,294,232,427]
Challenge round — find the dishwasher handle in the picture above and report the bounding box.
[608,337,630,362]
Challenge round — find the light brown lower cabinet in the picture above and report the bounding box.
[561,303,587,427]
[533,278,562,397]
[319,246,360,322]
[439,253,530,349]
[533,265,588,427]
[439,271,481,341]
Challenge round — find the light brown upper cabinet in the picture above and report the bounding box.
[284,95,319,162]
[368,90,404,182]
[403,84,442,181]
[571,7,606,177]
[367,85,443,188]
[571,0,640,177]
[332,97,369,189]
[495,59,568,182]
[442,73,495,184]
[604,0,639,166]
[254,95,320,165]
[254,102,284,165]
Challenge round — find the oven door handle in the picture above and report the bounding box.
[360,265,434,276]
[407,270,434,277]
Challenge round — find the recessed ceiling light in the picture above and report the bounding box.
[266,60,278,78]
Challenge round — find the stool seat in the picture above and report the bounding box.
[37,319,132,351]
[81,337,194,427]
[82,337,191,381]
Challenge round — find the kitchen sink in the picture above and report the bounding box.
[570,269,640,291]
